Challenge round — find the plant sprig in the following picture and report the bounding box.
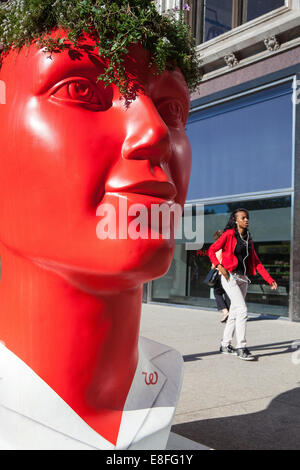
[0,0,201,98]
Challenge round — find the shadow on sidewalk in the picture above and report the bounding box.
[251,340,297,358]
[183,340,298,362]
[172,387,300,450]
[247,315,281,321]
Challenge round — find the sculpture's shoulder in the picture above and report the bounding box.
[0,339,184,450]
[139,336,184,396]
[139,335,184,367]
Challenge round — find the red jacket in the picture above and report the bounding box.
[208,229,275,285]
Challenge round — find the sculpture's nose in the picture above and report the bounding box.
[121,95,172,166]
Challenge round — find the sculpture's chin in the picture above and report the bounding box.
[25,237,174,293]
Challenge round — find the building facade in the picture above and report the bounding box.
[146,0,300,321]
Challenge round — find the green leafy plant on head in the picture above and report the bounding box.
[0,0,201,98]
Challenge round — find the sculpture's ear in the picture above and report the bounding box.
[0,79,5,104]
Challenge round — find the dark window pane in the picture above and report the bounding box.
[204,0,233,42]
[246,0,285,22]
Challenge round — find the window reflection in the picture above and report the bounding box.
[204,0,233,42]
[246,0,285,22]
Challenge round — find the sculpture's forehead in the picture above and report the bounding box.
[15,44,187,94]
[19,43,146,87]
[30,47,108,94]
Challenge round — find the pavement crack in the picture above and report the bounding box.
[175,394,276,417]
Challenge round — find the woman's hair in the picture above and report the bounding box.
[224,208,249,232]
[213,230,223,240]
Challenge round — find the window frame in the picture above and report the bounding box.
[190,0,289,46]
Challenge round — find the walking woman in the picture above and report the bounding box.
[208,209,277,361]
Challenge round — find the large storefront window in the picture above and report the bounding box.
[151,196,291,317]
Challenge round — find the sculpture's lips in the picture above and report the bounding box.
[105,180,177,200]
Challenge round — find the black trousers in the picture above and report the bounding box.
[213,275,231,311]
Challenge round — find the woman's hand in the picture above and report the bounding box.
[271,281,278,290]
[218,265,229,280]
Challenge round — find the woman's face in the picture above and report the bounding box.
[235,211,249,231]
[0,41,192,289]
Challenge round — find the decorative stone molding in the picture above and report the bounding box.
[264,35,281,51]
[224,53,239,67]
[196,5,300,81]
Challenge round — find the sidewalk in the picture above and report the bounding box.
[140,303,300,450]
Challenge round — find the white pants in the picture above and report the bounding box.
[221,274,249,349]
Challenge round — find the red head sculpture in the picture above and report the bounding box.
[0,34,192,446]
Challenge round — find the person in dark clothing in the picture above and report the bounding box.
[208,209,277,361]
[213,276,231,321]
[212,230,230,323]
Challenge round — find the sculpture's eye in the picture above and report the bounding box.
[157,100,186,128]
[67,81,95,101]
[50,78,112,111]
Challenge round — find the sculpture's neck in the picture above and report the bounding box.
[0,242,142,445]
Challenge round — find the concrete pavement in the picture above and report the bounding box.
[140,303,300,450]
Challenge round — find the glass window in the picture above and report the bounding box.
[204,0,233,42]
[191,0,286,45]
[151,196,291,317]
[245,0,285,22]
